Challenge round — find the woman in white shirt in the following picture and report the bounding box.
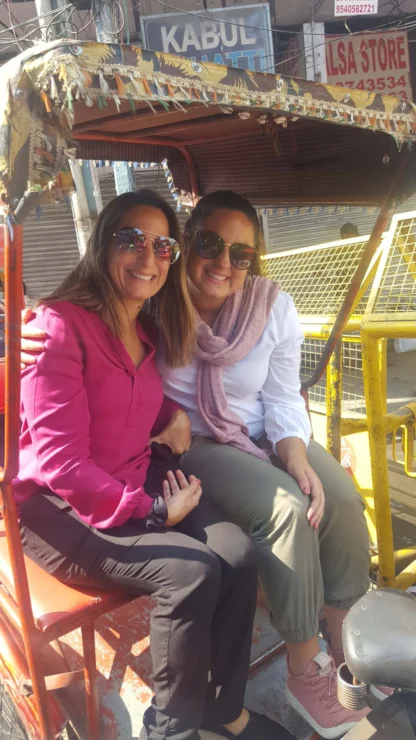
[156,191,371,740]
[21,190,371,739]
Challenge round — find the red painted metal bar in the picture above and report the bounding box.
[82,622,99,740]
[248,640,286,675]
[3,223,21,482]
[0,612,40,737]
[302,147,411,391]
[2,223,55,739]
[76,132,200,205]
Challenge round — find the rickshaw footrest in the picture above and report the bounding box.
[20,668,84,695]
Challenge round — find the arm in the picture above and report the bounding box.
[20,306,153,529]
[151,395,183,437]
[261,293,312,451]
[20,310,192,455]
[261,294,324,528]
[150,401,192,455]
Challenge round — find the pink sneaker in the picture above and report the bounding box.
[370,684,394,700]
[327,643,393,701]
[286,651,370,739]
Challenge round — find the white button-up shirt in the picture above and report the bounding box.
[157,291,312,450]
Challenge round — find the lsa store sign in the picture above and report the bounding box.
[141,4,274,72]
[326,30,412,100]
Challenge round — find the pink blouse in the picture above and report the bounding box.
[14,302,179,529]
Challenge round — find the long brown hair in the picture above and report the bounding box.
[43,189,195,367]
[183,190,264,275]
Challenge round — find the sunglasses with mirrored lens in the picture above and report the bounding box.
[114,228,181,265]
[195,231,257,270]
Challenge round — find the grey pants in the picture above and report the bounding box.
[181,437,370,644]
[20,493,258,740]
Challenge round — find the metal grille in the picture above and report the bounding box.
[0,681,28,739]
[262,239,368,317]
[369,214,416,315]
[354,285,372,317]
[302,336,366,416]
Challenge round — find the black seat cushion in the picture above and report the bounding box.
[343,589,416,691]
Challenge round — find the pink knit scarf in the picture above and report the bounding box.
[195,275,279,462]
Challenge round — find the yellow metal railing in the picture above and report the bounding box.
[361,210,416,588]
[361,324,416,589]
[264,210,416,591]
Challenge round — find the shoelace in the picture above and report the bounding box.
[313,660,341,706]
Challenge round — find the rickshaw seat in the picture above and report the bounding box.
[343,589,416,692]
[0,518,135,638]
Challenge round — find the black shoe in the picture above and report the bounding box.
[203,710,296,739]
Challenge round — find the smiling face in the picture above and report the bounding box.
[187,209,256,308]
[108,205,171,310]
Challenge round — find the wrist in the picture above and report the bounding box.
[277,437,307,466]
[171,410,191,432]
[172,409,190,423]
[145,496,168,529]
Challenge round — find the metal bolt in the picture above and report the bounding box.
[13,88,27,100]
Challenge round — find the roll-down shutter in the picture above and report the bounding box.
[98,166,189,232]
[23,201,80,301]
[263,193,416,253]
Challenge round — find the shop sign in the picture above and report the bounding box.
[334,1,378,16]
[141,4,274,72]
[326,30,412,101]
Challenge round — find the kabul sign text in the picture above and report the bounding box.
[141,4,274,72]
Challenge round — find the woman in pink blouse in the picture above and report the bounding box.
[16,190,291,740]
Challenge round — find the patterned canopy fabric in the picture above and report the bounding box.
[0,39,415,210]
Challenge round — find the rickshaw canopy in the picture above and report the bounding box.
[0,39,416,215]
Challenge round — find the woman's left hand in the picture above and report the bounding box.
[150,410,192,455]
[286,458,325,530]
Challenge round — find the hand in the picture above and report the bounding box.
[286,458,325,530]
[150,410,192,455]
[20,308,45,369]
[163,470,202,527]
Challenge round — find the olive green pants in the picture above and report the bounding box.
[181,436,370,643]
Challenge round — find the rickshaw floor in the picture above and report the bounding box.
[0,681,80,740]
[0,683,29,740]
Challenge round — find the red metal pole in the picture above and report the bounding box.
[82,623,99,740]
[76,132,200,205]
[3,222,22,481]
[2,222,55,739]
